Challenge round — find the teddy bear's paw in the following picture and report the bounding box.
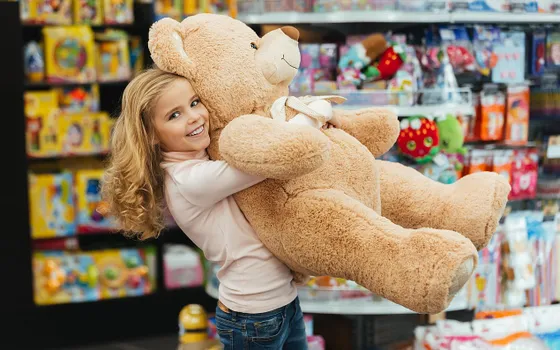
[451,172,511,250]
[402,229,477,314]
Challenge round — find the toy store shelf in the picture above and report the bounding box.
[237,10,451,24]
[237,11,560,25]
[338,103,475,118]
[449,11,560,23]
[205,284,469,315]
[298,295,470,315]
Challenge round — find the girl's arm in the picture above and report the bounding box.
[171,160,264,207]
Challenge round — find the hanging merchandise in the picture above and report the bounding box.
[397,116,440,164]
[438,26,478,75]
[531,31,547,76]
[491,30,526,84]
[477,85,506,141]
[504,84,530,146]
[546,31,560,68]
[472,25,500,77]
[509,149,539,201]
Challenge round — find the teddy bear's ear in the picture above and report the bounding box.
[148,17,195,78]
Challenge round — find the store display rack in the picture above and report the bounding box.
[2,2,214,349]
[237,10,560,25]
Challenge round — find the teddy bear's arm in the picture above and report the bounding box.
[333,107,399,158]
[219,114,331,180]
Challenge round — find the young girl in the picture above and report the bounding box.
[102,67,331,349]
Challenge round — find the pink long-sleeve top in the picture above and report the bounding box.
[161,150,297,313]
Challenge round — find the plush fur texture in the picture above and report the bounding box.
[148,14,511,314]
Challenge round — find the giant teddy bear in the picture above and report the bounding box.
[148,14,511,314]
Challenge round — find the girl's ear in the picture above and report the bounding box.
[148,18,196,78]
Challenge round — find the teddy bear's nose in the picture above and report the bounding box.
[281,26,299,41]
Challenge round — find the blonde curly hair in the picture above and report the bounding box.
[102,67,183,240]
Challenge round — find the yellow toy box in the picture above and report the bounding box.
[75,169,118,233]
[60,112,113,156]
[103,0,134,24]
[43,25,97,83]
[93,247,157,299]
[95,30,131,82]
[28,171,76,239]
[73,0,103,25]
[24,90,63,158]
[20,0,73,25]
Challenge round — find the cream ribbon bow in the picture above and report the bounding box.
[269,95,347,129]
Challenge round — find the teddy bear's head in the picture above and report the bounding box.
[148,14,301,132]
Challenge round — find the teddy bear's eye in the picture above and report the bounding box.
[250,42,258,50]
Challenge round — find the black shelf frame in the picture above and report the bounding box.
[3,2,215,348]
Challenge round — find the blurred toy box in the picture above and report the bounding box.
[75,169,118,233]
[33,246,157,305]
[28,171,76,239]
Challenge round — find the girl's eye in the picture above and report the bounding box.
[250,42,257,50]
[191,99,200,108]
[169,112,180,120]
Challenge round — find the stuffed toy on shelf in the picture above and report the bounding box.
[148,14,511,314]
[338,32,406,85]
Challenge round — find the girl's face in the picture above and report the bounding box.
[153,78,210,153]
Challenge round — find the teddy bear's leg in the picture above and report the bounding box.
[333,108,399,158]
[377,160,511,250]
[280,189,478,314]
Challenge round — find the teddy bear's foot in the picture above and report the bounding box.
[278,189,477,314]
[378,161,511,251]
[448,172,511,249]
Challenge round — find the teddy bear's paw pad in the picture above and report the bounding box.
[448,256,475,298]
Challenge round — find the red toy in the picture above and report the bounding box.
[364,45,405,81]
[397,116,440,164]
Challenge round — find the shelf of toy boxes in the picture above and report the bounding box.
[8,2,216,348]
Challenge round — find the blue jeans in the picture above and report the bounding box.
[215,297,308,350]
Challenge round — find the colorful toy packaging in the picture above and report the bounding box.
[547,31,560,68]
[129,36,144,77]
[20,0,73,25]
[477,85,506,141]
[33,250,99,305]
[60,112,113,156]
[95,29,132,82]
[95,247,156,299]
[504,84,530,146]
[491,31,526,84]
[531,31,546,76]
[24,90,63,158]
[28,171,76,239]
[24,41,45,83]
[56,84,100,114]
[32,247,156,305]
[163,244,203,290]
[43,25,97,83]
[103,0,134,24]
[75,169,117,233]
[73,0,103,25]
